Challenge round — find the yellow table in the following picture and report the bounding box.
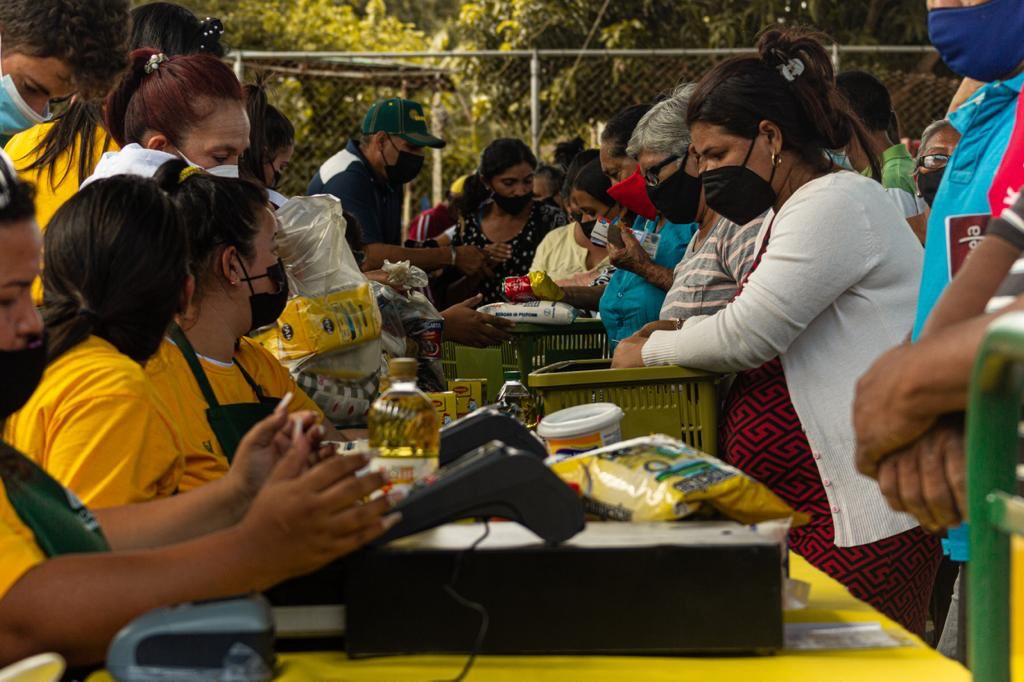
[270,555,968,682]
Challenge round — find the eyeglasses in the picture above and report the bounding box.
[917,153,950,172]
[643,153,683,187]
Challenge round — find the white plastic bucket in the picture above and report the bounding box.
[537,403,624,457]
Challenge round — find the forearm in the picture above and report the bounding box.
[363,243,451,272]
[0,525,278,666]
[920,235,1020,337]
[637,262,674,291]
[902,303,1024,418]
[561,285,605,311]
[94,477,248,550]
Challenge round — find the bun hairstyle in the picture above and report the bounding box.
[104,48,244,149]
[129,3,226,58]
[688,27,881,179]
[43,174,188,364]
[152,159,269,303]
[459,138,538,216]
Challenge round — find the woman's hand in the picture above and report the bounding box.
[607,227,652,274]
[237,426,401,582]
[636,320,679,338]
[611,334,649,368]
[483,241,513,264]
[228,398,329,505]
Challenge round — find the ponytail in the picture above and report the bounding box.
[689,26,880,180]
[153,159,268,304]
[104,48,243,148]
[43,174,188,364]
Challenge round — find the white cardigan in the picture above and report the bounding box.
[643,172,924,547]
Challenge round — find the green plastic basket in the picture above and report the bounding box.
[529,358,720,456]
[442,319,608,402]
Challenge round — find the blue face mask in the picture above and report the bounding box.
[928,0,1024,83]
[826,149,853,171]
[0,35,51,136]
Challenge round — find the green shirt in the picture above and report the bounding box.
[861,144,923,218]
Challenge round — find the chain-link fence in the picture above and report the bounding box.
[233,47,959,228]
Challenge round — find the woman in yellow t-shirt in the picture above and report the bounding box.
[145,159,343,491]
[0,163,397,667]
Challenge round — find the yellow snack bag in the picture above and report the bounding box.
[551,435,809,526]
[529,271,565,302]
[254,283,381,369]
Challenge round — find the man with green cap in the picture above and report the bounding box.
[307,97,487,277]
[308,97,509,347]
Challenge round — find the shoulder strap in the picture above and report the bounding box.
[233,356,266,401]
[169,324,222,409]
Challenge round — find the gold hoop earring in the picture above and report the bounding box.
[771,151,781,168]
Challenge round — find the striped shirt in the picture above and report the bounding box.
[659,215,763,321]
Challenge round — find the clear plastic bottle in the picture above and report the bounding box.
[496,370,539,429]
[368,357,440,493]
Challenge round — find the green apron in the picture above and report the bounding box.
[1,443,110,556]
[170,325,277,462]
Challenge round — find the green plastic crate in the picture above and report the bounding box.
[442,319,608,403]
[529,358,720,456]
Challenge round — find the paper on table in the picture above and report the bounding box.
[784,622,912,650]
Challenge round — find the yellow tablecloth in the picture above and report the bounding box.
[269,555,968,682]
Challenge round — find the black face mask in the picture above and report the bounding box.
[916,168,944,209]
[701,137,777,226]
[492,192,532,215]
[579,219,597,238]
[646,160,702,225]
[238,257,290,332]
[384,136,425,185]
[0,335,46,419]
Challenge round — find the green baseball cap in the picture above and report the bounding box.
[361,97,446,149]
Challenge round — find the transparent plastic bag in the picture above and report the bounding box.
[252,195,382,425]
[372,261,446,392]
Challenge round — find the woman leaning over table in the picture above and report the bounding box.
[612,27,937,636]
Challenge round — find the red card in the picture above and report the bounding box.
[946,213,990,279]
[988,89,1024,215]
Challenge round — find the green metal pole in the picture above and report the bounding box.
[966,313,1024,681]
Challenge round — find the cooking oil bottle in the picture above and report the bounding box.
[368,357,440,493]
[496,370,539,429]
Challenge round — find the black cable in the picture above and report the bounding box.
[435,521,491,682]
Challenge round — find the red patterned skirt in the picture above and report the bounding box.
[720,358,941,636]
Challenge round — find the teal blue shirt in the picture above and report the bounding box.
[912,73,1024,339]
[600,216,697,349]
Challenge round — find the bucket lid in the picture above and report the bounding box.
[537,403,624,439]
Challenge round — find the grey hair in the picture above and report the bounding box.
[626,83,696,160]
[916,119,955,162]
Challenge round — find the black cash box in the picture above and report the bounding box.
[344,521,783,656]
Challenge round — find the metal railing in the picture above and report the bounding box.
[967,311,1024,680]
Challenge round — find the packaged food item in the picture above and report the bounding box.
[537,403,624,456]
[478,301,579,325]
[252,195,383,425]
[550,435,808,526]
[373,261,447,392]
[427,391,457,426]
[448,378,487,418]
[503,271,566,303]
[495,371,538,429]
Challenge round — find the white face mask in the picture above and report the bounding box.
[0,33,52,136]
[179,150,239,178]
